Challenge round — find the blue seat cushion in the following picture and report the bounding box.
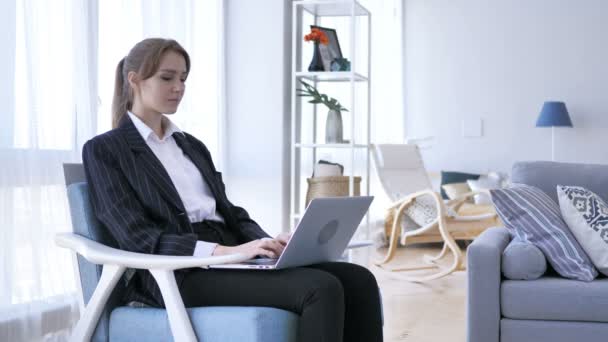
[109,306,299,342]
[501,277,608,323]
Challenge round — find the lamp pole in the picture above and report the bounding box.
[551,126,555,162]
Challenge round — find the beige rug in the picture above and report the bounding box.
[353,245,467,342]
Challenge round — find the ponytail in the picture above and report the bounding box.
[111,57,129,129]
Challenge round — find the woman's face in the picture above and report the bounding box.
[132,51,188,115]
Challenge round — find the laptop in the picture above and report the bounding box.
[210,196,374,270]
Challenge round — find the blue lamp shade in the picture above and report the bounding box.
[535,101,573,127]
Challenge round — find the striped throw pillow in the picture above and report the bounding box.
[491,184,597,281]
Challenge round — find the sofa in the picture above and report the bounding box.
[467,161,608,342]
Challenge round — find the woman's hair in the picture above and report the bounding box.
[111,38,191,128]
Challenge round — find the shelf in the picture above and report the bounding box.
[294,0,370,17]
[291,0,371,235]
[295,71,368,82]
[295,143,369,149]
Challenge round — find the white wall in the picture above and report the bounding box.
[224,0,291,236]
[404,0,608,174]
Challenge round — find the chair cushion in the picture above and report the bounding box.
[558,185,608,276]
[501,277,608,323]
[490,184,597,281]
[502,236,546,280]
[110,306,298,342]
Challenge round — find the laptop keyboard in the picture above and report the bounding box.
[244,258,278,265]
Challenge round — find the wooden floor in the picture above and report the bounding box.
[353,244,467,342]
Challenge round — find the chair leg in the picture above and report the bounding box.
[374,206,406,265]
[149,269,197,342]
[423,242,448,264]
[374,200,465,282]
[70,264,125,342]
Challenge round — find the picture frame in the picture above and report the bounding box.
[311,25,343,71]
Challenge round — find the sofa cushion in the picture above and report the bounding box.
[110,306,298,342]
[501,319,608,342]
[558,185,608,276]
[491,184,597,281]
[441,182,471,200]
[502,236,546,280]
[511,161,608,204]
[501,277,608,323]
[440,171,480,199]
[467,175,502,205]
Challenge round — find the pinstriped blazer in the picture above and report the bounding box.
[82,114,270,307]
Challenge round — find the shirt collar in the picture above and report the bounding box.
[127,111,184,142]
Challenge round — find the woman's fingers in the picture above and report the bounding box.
[256,239,284,258]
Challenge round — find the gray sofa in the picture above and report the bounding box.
[467,161,608,342]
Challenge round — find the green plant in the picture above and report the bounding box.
[296,80,349,112]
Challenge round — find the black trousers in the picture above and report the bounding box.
[181,221,383,342]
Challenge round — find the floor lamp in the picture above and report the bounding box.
[535,101,573,161]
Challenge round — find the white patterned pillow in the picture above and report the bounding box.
[404,194,437,226]
[404,194,457,227]
[558,185,608,276]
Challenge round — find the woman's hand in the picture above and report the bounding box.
[213,238,286,259]
[275,232,292,245]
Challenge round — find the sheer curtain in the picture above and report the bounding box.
[0,0,96,341]
[1,1,224,341]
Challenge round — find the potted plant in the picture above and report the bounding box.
[296,80,349,143]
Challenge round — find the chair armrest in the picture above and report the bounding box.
[55,232,249,270]
[56,232,250,342]
[466,227,511,342]
[388,188,440,209]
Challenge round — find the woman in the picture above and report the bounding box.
[83,38,383,341]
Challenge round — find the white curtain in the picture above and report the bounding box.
[0,0,96,341]
[1,0,224,341]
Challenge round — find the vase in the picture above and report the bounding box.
[307,42,325,72]
[325,109,343,143]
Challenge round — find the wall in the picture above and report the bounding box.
[224,0,291,236]
[404,0,608,174]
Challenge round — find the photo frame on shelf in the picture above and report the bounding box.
[311,25,342,71]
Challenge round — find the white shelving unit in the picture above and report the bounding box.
[290,0,371,238]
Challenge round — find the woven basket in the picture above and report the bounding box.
[305,176,361,206]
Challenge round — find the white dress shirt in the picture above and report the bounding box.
[127,112,222,257]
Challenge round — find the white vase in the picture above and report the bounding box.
[325,109,343,143]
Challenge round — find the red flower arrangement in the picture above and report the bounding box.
[304,28,329,45]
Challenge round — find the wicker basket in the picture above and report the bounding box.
[305,176,361,206]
